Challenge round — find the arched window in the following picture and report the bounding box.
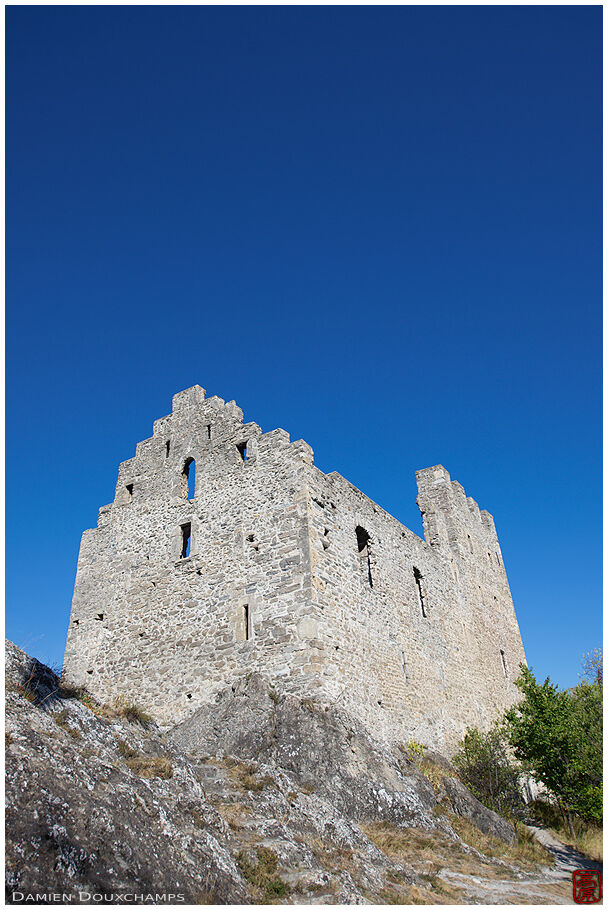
[182,458,196,500]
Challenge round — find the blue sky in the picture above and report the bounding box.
[6,6,601,688]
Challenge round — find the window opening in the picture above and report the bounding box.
[237,603,251,641]
[126,483,133,499]
[180,522,192,559]
[413,567,427,618]
[500,649,508,678]
[207,424,212,439]
[237,441,248,461]
[95,613,104,621]
[183,458,196,500]
[165,440,171,458]
[355,526,373,588]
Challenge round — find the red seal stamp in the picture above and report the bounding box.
[573,869,602,904]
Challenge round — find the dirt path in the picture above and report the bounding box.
[437,827,602,905]
[527,825,602,873]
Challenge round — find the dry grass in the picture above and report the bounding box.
[568,825,603,862]
[102,695,152,726]
[221,757,274,793]
[53,708,82,740]
[115,737,173,778]
[126,755,173,779]
[237,847,290,903]
[214,801,253,831]
[58,683,152,728]
[448,815,550,869]
[9,670,40,704]
[362,817,549,885]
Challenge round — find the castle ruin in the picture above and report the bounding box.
[64,385,527,751]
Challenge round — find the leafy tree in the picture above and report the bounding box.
[581,647,603,685]
[504,664,603,833]
[452,724,525,819]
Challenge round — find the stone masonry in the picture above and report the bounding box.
[64,385,527,752]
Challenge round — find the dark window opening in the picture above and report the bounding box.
[95,613,104,621]
[165,440,171,458]
[72,619,80,626]
[355,526,373,588]
[183,457,196,500]
[126,483,133,499]
[414,567,427,618]
[86,670,93,675]
[180,522,192,559]
[186,693,192,699]
[207,424,212,439]
[500,649,508,678]
[240,603,250,641]
[237,441,248,461]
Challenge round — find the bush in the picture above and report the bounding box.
[452,725,526,819]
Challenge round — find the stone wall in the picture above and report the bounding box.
[64,386,526,749]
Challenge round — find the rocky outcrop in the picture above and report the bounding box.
[6,643,524,905]
[170,672,517,845]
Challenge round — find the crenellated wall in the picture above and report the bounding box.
[64,386,526,749]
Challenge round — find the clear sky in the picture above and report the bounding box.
[6,6,601,688]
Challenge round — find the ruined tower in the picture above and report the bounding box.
[64,385,526,751]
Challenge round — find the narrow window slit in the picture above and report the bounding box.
[180,522,192,559]
[182,458,196,500]
[95,613,104,621]
[413,567,426,618]
[237,442,248,461]
[500,649,508,678]
[355,526,373,588]
[125,483,134,499]
[165,440,171,458]
[237,603,251,641]
[206,424,212,439]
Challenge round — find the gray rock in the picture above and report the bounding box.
[171,671,516,844]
